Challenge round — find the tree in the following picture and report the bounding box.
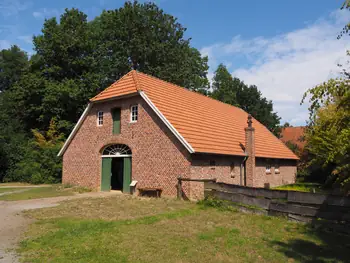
[0,45,29,91]
[302,79,350,192]
[94,1,209,92]
[14,4,209,135]
[283,122,291,128]
[211,64,238,106]
[6,119,65,183]
[210,64,281,135]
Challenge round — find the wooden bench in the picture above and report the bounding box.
[138,188,162,198]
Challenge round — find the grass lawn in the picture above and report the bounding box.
[19,195,350,263]
[0,187,23,193]
[0,186,75,201]
[273,183,326,193]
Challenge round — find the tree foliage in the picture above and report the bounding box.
[0,45,29,92]
[211,64,281,135]
[5,120,65,184]
[302,79,350,192]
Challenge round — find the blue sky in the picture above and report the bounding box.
[1,0,349,125]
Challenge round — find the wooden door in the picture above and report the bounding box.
[101,158,112,191]
[123,157,131,194]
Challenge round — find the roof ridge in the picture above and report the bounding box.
[90,70,136,101]
[132,70,142,91]
[136,71,248,114]
[137,71,297,159]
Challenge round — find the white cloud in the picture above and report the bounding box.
[0,0,31,17]
[201,9,350,125]
[33,8,60,19]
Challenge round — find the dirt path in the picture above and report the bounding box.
[0,192,120,263]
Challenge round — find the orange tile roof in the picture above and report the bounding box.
[280,127,306,150]
[91,70,298,160]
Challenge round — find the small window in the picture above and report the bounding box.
[130,105,138,122]
[275,162,280,174]
[266,164,271,174]
[230,162,235,178]
[97,111,103,126]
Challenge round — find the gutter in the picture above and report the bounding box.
[240,155,248,186]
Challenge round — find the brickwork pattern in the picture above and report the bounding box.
[245,126,255,187]
[189,154,243,200]
[254,158,297,188]
[63,96,191,196]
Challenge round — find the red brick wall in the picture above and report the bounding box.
[254,158,297,188]
[189,154,244,200]
[62,95,191,196]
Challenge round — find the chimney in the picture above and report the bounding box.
[245,114,255,186]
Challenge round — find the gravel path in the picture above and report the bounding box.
[0,192,120,263]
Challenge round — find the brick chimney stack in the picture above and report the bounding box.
[245,114,255,186]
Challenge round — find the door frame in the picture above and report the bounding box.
[101,155,132,192]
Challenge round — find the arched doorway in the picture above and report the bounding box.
[101,144,132,193]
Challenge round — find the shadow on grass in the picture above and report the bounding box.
[272,225,350,262]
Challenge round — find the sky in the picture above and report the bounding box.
[1,0,349,126]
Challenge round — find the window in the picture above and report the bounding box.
[266,164,271,174]
[130,105,138,122]
[97,111,103,126]
[112,108,121,134]
[275,162,280,174]
[230,162,235,178]
[210,160,216,170]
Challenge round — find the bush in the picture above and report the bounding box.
[6,119,64,184]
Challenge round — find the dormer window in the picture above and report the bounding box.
[130,105,138,123]
[97,111,103,126]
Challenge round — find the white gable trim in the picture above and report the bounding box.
[57,103,92,157]
[139,90,195,154]
[58,92,195,157]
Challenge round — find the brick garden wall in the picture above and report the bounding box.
[62,95,192,197]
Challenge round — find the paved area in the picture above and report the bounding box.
[0,192,120,263]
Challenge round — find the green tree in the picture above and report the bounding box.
[302,79,350,192]
[14,4,209,135]
[0,45,29,91]
[94,1,209,92]
[211,64,238,106]
[7,119,65,184]
[210,64,281,135]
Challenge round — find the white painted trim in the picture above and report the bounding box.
[139,91,195,154]
[97,111,104,126]
[101,155,132,158]
[130,104,138,123]
[57,103,92,157]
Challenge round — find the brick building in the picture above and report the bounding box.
[58,70,298,199]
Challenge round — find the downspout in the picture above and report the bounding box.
[240,155,248,186]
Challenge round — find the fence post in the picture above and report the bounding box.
[177,178,182,199]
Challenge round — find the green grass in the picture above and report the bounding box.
[273,183,326,193]
[18,195,350,263]
[0,188,23,193]
[0,186,75,201]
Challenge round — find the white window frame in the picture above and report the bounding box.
[97,111,104,126]
[130,105,138,123]
[275,163,280,174]
[266,164,271,174]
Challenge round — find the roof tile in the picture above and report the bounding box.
[91,70,298,160]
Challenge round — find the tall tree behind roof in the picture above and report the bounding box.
[210,64,281,136]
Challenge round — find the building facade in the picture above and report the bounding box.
[59,71,298,199]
